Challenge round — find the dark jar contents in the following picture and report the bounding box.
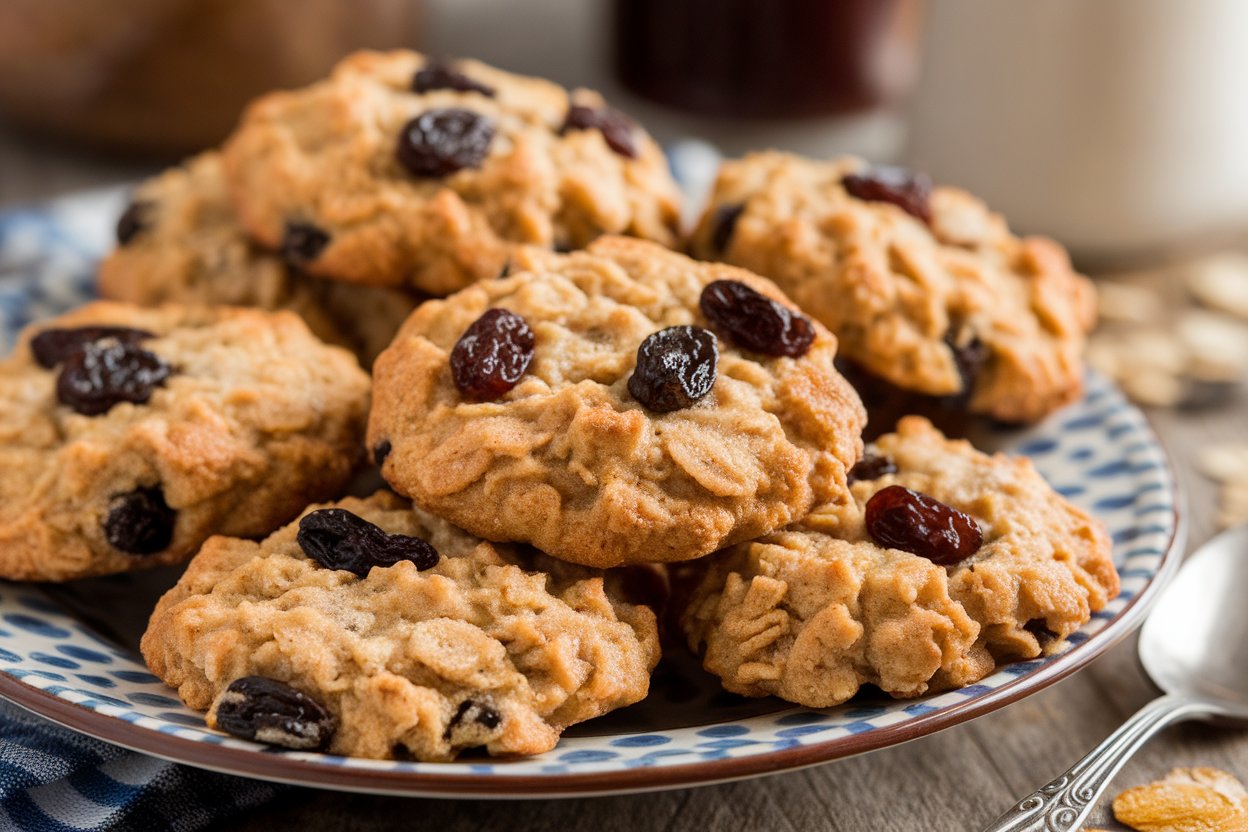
[612,0,922,119]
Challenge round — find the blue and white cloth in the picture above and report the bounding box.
[0,699,279,831]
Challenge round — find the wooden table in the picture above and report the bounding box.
[2,122,1245,832]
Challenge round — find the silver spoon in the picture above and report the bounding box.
[984,523,1248,831]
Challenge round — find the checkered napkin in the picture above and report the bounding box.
[0,699,279,832]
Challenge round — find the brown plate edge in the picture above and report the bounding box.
[0,421,1188,799]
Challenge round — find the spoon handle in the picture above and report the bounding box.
[981,693,1209,832]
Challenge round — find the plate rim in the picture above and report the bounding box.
[0,417,1187,799]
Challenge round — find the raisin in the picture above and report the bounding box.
[446,699,502,738]
[104,486,176,555]
[842,166,933,224]
[948,333,988,400]
[30,326,153,369]
[710,203,745,252]
[865,484,982,566]
[848,453,897,484]
[56,341,171,416]
[561,104,638,158]
[116,201,150,246]
[700,279,815,358]
[372,439,392,467]
[450,308,535,400]
[215,676,335,751]
[397,108,495,177]
[412,62,495,97]
[497,260,512,279]
[297,508,439,577]
[281,222,330,265]
[628,326,718,412]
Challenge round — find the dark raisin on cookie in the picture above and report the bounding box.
[847,453,898,484]
[104,486,176,554]
[950,334,988,394]
[281,222,331,265]
[628,326,718,413]
[710,203,745,253]
[56,340,172,416]
[30,326,154,369]
[446,699,503,739]
[561,104,638,159]
[215,676,336,751]
[372,439,392,467]
[297,508,440,577]
[397,108,495,177]
[939,330,989,410]
[450,308,535,401]
[841,165,933,224]
[865,485,982,566]
[412,61,496,97]
[116,201,151,246]
[700,279,815,358]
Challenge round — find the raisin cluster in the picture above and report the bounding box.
[841,165,933,224]
[412,62,496,97]
[215,676,336,751]
[297,509,440,577]
[700,280,815,358]
[33,326,171,416]
[561,104,638,159]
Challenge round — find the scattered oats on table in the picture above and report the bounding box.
[1111,767,1248,832]
[1196,441,1248,529]
[1087,256,1248,409]
[1187,252,1248,321]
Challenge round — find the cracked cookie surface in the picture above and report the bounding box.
[368,236,866,567]
[0,301,370,581]
[682,416,1117,707]
[141,492,661,761]
[689,152,1097,424]
[98,152,421,366]
[222,50,681,294]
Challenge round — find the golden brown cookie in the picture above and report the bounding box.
[221,50,681,294]
[141,492,660,761]
[682,416,1117,707]
[98,152,422,366]
[689,152,1097,424]
[367,236,866,568]
[0,301,370,581]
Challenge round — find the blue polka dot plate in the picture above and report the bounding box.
[0,187,1183,797]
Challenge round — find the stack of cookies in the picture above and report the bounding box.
[0,51,1118,763]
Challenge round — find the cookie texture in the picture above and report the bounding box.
[222,50,681,294]
[141,492,661,761]
[689,152,1097,424]
[682,416,1117,707]
[368,236,866,567]
[98,152,421,366]
[0,301,370,581]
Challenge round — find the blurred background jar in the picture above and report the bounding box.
[0,0,422,158]
[908,0,1248,264]
[610,0,924,159]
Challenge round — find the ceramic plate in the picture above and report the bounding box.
[0,186,1183,797]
